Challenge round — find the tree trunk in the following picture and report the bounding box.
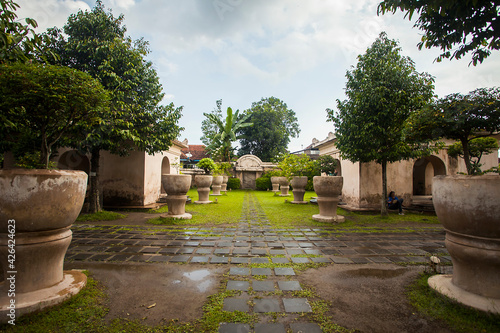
[461,138,472,175]
[40,132,50,169]
[88,147,101,213]
[381,160,388,217]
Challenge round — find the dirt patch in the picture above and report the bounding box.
[299,264,453,333]
[64,262,224,326]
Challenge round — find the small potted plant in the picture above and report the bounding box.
[0,62,108,311]
[407,87,500,312]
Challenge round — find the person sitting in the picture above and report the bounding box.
[387,191,404,215]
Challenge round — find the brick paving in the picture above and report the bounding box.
[65,192,449,332]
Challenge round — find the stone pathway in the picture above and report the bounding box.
[219,193,319,332]
[66,192,449,332]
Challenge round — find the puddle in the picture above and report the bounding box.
[183,269,210,281]
[341,268,407,279]
[183,269,212,292]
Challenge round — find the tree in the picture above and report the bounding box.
[202,103,253,162]
[406,87,500,175]
[0,62,109,168]
[448,137,499,174]
[40,1,183,212]
[327,32,436,216]
[201,99,224,156]
[0,0,55,64]
[317,155,338,175]
[197,158,216,174]
[378,0,500,65]
[238,97,300,161]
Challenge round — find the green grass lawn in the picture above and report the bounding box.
[146,189,244,227]
[76,210,126,222]
[143,189,440,232]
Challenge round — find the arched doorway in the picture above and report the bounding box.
[57,150,90,174]
[334,159,342,176]
[160,157,170,194]
[413,156,446,195]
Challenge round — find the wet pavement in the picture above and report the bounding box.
[65,192,449,332]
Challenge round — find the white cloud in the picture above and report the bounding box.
[14,0,500,152]
[110,0,135,10]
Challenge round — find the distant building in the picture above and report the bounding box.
[179,139,210,169]
[290,142,320,160]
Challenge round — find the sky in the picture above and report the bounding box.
[17,0,500,154]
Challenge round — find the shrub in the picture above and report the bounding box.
[197,158,216,174]
[255,176,271,191]
[226,177,241,190]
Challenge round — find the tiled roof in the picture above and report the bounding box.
[180,145,210,161]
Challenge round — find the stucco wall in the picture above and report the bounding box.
[143,149,183,206]
[100,150,146,206]
[316,136,499,209]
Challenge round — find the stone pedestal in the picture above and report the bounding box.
[211,176,223,196]
[221,175,229,193]
[277,177,290,196]
[0,169,88,319]
[430,175,500,313]
[194,175,213,204]
[312,176,344,223]
[270,176,280,192]
[291,176,308,204]
[161,174,192,219]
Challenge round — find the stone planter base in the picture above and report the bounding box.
[428,274,500,314]
[164,194,192,220]
[0,270,87,322]
[291,189,307,204]
[312,214,345,223]
[194,200,213,204]
[271,184,279,192]
[279,185,290,196]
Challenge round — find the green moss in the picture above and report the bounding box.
[408,273,500,333]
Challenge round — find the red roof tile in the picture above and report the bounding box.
[181,145,210,161]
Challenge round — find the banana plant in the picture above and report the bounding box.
[203,107,253,162]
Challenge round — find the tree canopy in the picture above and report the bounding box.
[0,62,109,168]
[378,0,500,65]
[328,32,436,215]
[406,87,500,175]
[0,0,55,64]
[38,1,183,212]
[238,97,300,161]
[201,101,252,162]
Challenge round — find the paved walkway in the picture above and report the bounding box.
[67,193,449,265]
[66,192,449,332]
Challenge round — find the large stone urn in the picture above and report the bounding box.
[290,176,308,204]
[0,169,88,319]
[194,175,213,204]
[221,175,229,193]
[428,175,500,314]
[312,176,345,223]
[270,176,280,192]
[277,177,290,196]
[211,175,223,196]
[161,174,192,219]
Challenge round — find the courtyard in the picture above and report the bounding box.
[5,190,500,333]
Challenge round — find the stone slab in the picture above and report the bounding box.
[290,323,322,333]
[253,281,275,292]
[283,298,312,313]
[218,323,250,333]
[254,299,281,313]
[278,281,301,291]
[223,298,249,312]
[274,267,295,276]
[226,281,250,291]
[254,323,286,333]
[252,268,273,276]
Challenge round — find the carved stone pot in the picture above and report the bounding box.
[270,176,280,192]
[194,175,213,204]
[290,176,308,204]
[277,177,290,196]
[312,176,344,223]
[221,175,229,193]
[0,169,88,318]
[161,174,192,219]
[428,175,500,314]
[211,176,223,196]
